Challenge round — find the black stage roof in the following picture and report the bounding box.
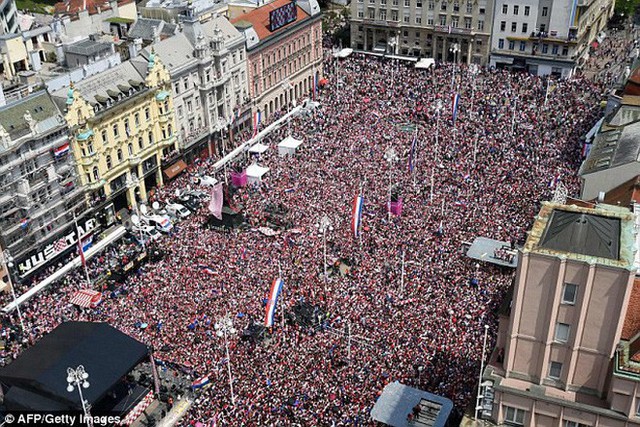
[0,321,148,411]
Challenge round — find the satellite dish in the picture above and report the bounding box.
[131,214,140,226]
[140,204,148,215]
[152,201,160,210]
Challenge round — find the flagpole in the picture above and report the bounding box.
[74,214,91,287]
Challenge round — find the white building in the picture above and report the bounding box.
[0,0,18,35]
[489,0,615,77]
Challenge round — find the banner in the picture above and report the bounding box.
[208,183,224,219]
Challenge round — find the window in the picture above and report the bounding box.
[416,0,422,7]
[134,113,140,127]
[112,124,119,138]
[441,1,446,11]
[427,18,434,25]
[508,40,515,50]
[522,23,528,33]
[466,1,471,13]
[428,1,434,9]
[101,130,107,143]
[565,421,588,427]
[117,149,123,162]
[380,9,386,19]
[404,0,409,6]
[451,16,458,27]
[145,108,150,121]
[453,1,458,12]
[128,143,133,156]
[358,10,364,17]
[549,361,562,379]
[148,131,154,145]
[478,20,484,31]
[562,46,568,56]
[513,5,518,15]
[369,8,375,18]
[498,39,504,49]
[511,22,517,32]
[540,23,546,32]
[542,6,548,16]
[524,6,530,16]
[138,136,144,149]
[464,17,472,29]
[636,399,640,416]
[519,41,526,51]
[439,15,446,25]
[416,31,420,38]
[562,283,577,304]
[555,323,570,342]
[106,155,112,169]
[415,16,421,24]
[502,4,507,14]
[392,10,398,20]
[479,7,485,14]
[404,13,410,23]
[500,21,506,31]
[542,44,548,53]
[504,406,525,425]
[552,44,559,54]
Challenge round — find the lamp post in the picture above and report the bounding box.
[449,42,460,91]
[316,215,333,291]
[215,315,237,406]
[1,250,25,335]
[475,324,490,421]
[384,147,398,221]
[67,365,93,427]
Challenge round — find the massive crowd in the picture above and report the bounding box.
[0,50,606,426]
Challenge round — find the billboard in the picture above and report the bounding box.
[269,2,297,32]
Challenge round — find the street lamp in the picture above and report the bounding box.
[449,42,460,90]
[67,365,93,427]
[1,250,25,335]
[215,315,237,406]
[316,215,333,290]
[384,147,398,221]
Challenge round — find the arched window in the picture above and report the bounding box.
[148,131,154,144]
[117,149,123,161]
[92,167,99,181]
[168,124,173,136]
[138,136,144,149]
[106,155,112,169]
[128,143,133,156]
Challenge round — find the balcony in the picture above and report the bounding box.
[129,155,141,166]
[160,135,177,148]
[159,113,170,124]
[87,178,106,191]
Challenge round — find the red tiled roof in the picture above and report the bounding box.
[601,175,640,207]
[54,0,133,17]
[624,65,640,96]
[622,278,640,341]
[231,0,309,42]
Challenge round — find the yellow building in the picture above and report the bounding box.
[52,53,178,225]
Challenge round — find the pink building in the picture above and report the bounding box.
[232,0,323,122]
[483,201,640,427]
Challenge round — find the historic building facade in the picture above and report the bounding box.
[232,0,323,122]
[0,91,88,279]
[52,54,178,225]
[350,0,494,64]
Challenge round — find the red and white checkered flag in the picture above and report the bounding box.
[53,238,68,252]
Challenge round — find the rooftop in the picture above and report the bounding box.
[53,0,134,17]
[0,91,64,142]
[602,175,640,207]
[64,37,112,57]
[622,278,640,341]
[231,0,317,44]
[523,202,636,269]
[128,18,177,42]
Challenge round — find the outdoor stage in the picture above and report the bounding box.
[466,237,518,268]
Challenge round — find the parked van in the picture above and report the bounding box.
[143,215,173,233]
[133,225,162,241]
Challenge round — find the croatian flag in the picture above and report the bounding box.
[351,194,364,239]
[252,110,262,137]
[76,224,87,269]
[408,133,417,173]
[451,93,460,125]
[199,265,215,275]
[191,376,210,389]
[54,142,70,157]
[264,277,284,327]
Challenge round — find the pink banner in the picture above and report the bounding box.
[231,170,247,187]
[208,183,224,219]
[390,198,403,216]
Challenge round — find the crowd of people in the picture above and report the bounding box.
[0,48,608,425]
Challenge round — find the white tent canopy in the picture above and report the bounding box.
[277,136,303,156]
[415,58,435,69]
[246,163,270,184]
[249,143,269,154]
[333,48,353,59]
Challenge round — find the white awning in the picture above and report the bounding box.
[278,136,303,157]
[415,58,435,69]
[333,48,353,59]
[246,163,270,182]
[249,143,269,154]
